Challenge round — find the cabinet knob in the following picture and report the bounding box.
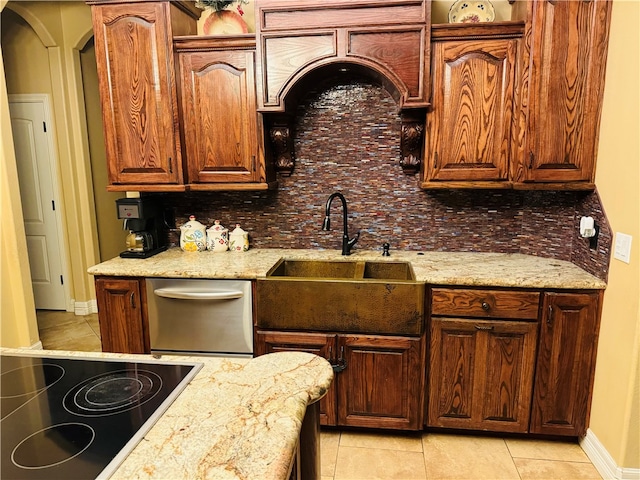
[481,301,491,311]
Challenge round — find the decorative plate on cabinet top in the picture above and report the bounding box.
[448,0,495,23]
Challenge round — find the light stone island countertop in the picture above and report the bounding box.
[88,248,607,290]
[0,347,333,480]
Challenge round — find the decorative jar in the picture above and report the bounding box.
[180,216,207,252]
[206,220,229,252]
[229,224,249,252]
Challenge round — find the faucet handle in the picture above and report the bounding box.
[347,230,360,251]
[382,242,390,256]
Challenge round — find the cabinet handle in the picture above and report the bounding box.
[168,157,173,174]
[475,325,494,331]
[251,155,256,172]
[547,305,553,325]
[481,301,491,311]
[332,346,347,373]
[130,292,136,309]
[529,152,534,169]
[434,151,439,169]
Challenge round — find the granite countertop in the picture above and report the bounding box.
[0,348,333,480]
[88,248,606,290]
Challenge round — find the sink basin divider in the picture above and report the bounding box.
[353,261,366,279]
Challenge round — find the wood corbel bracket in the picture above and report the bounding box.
[400,118,425,175]
[269,124,295,175]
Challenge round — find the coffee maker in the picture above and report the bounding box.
[116,197,168,258]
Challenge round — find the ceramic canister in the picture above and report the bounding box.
[229,224,249,252]
[206,220,229,252]
[180,215,207,252]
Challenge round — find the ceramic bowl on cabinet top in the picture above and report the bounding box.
[449,0,495,23]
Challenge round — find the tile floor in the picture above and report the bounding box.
[36,310,604,480]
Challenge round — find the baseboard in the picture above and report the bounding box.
[580,429,640,480]
[73,299,98,315]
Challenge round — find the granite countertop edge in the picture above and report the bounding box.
[0,347,334,480]
[87,248,607,290]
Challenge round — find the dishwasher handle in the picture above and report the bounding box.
[153,287,244,301]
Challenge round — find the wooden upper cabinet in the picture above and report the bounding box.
[514,0,612,188]
[423,35,519,187]
[176,37,271,189]
[530,291,602,436]
[255,0,431,112]
[89,2,197,191]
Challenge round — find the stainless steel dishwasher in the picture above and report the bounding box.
[146,278,253,357]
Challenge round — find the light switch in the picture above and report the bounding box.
[613,232,632,264]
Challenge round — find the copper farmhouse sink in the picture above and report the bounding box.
[256,259,425,335]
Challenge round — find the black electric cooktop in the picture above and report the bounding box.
[1,354,202,480]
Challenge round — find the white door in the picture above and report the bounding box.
[9,95,67,310]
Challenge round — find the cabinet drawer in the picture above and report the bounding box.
[431,288,540,320]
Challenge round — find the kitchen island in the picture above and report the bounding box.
[0,347,333,480]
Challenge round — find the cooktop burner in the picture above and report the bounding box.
[1,354,201,480]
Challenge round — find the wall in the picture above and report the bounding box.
[0,44,39,348]
[79,39,125,262]
[0,1,99,317]
[588,0,640,471]
[161,78,611,281]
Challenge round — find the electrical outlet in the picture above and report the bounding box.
[613,232,632,264]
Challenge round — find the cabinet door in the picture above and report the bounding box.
[179,48,260,185]
[95,277,148,354]
[423,39,517,186]
[515,0,612,186]
[531,292,601,436]
[91,3,182,187]
[254,330,338,426]
[429,318,537,433]
[338,335,424,430]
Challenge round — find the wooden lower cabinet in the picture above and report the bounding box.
[255,330,424,430]
[428,318,538,432]
[530,292,602,436]
[95,277,149,354]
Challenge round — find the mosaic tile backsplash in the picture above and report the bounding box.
[155,79,611,282]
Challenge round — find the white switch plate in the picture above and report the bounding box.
[613,232,632,263]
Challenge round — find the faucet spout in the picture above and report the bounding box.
[322,192,359,255]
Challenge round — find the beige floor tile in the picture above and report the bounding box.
[514,458,603,480]
[422,433,520,480]
[43,331,103,352]
[506,437,590,462]
[37,310,102,352]
[85,314,101,337]
[340,431,423,452]
[36,310,84,330]
[334,445,427,480]
[322,430,341,478]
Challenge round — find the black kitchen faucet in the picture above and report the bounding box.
[322,192,360,255]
